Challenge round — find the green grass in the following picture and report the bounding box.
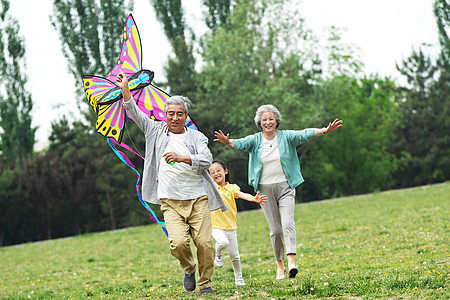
[1,182,449,299]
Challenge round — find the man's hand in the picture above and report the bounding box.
[163,152,192,165]
[116,70,128,88]
[116,70,131,102]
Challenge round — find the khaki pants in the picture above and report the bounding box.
[160,195,214,289]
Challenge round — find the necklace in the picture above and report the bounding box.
[264,136,276,148]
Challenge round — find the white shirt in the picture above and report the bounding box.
[158,132,206,200]
[259,137,288,184]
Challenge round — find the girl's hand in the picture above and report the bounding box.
[254,191,268,205]
[324,118,343,134]
[214,130,230,144]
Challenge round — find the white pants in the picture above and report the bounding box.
[212,228,243,281]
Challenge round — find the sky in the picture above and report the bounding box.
[8,0,440,150]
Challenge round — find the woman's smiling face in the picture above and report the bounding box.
[260,111,277,135]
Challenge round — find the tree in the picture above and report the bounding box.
[432,0,450,182]
[0,0,36,163]
[391,0,450,187]
[47,117,151,234]
[150,0,197,96]
[194,0,322,203]
[150,0,235,95]
[434,0,450,62]
[394,46,449,187]
[325,26,364,78]
[303,76,401,199]
[51,0,133,109]
[0,157,19,246]
[19,153,62,242]
[202,0,233,32]
[292,25,401,199]
[198,0,320,130]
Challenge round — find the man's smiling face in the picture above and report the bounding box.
[166,104,187,134]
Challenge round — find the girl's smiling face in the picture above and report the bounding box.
[209,162,228,186]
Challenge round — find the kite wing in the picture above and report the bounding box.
[82,75,118,113]
[131,83,168,122]
[82,75,126,143]
[106,14,197,129]
[96,101,126,144]
[107,14,142,81]
[131,83,198,130]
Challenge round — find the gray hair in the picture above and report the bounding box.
[164,95,191,115]
[254,104,282,128]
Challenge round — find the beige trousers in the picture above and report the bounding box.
[258,181,297,260]
[160,195,214,289]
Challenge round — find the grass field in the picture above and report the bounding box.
[1,182,448,299]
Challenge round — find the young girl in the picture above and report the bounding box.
[209,160,268,286]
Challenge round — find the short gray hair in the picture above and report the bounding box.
[164,95,191,115]
[254,104,282,128]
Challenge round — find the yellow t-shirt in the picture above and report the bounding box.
[211,183,240,230]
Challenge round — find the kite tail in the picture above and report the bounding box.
[107,138,169,237]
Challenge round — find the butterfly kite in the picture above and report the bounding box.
[81,14,197,237]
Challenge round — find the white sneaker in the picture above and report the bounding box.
[276,270,286,280]
[214,254,224,267]
[235,279,246,286]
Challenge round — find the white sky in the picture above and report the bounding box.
[8,0,439,148]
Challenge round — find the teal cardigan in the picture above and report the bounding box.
[234,129,316,192]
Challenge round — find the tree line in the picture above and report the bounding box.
[0,0,448,246]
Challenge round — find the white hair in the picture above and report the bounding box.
[164,95,191,115]
[254,104,282,128]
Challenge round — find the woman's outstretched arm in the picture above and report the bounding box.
[214,130,235,148]
[313,118,343,137]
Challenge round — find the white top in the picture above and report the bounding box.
[259,137,288,184]
[158,132,206,200]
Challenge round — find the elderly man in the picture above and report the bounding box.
[116,71,226,295]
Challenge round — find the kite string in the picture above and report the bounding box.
[125,125,144,159]
[107,138,168,237]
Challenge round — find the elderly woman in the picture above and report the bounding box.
[214,104,342,280]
